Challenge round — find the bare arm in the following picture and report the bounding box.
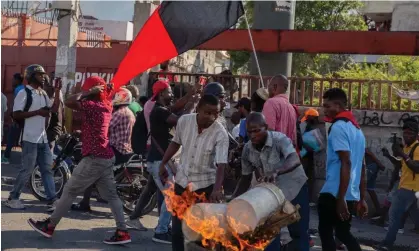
[214,163,226,192]
[65,89,98,111]
[50,89,61,113]
[276,153,302,175]
[365,148,385,171]
[402,155,419,173]
[161,142,181,167]
[13,110,41,120]
[275,136,302,176]
[337,151,351,200]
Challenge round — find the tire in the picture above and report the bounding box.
[30,163,69,201]
[115,167,157,215]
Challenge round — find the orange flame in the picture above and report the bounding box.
[163,183,272,251]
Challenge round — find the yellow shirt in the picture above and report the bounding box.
[399,141,419,192]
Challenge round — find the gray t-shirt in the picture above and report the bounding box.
[241,131,308,201]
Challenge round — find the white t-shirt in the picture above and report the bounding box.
[13,86,51,144]
[231,124,240,140]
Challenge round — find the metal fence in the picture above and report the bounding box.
[150,72,419,112]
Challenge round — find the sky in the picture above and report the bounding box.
[3,0,139,22]
[79,1,135,22]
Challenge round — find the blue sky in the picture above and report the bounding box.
[80,1,135,21]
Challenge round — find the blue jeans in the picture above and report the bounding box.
[265,183,310,251]
[4,123,21,158]
[383,188,419,246]
[9,141,56,201]
[147,161,174,234]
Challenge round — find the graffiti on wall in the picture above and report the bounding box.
[352,110,419,127]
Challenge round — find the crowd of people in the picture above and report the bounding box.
[1,62,419,251]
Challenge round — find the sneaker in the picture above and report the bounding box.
[1,156,10,164]
[27,218,55,238]
[309,202,316,207]
[152,232,172,244]
[3,198,25,210]
[46,200,58,212]
[103,229,131,245]
[126,219,147,231]
[384,226,404,234]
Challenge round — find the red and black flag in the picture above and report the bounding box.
[112,1,244,88]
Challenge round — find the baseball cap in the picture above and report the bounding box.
[152,80,170,100]
[234,97,251,111]
[301,108,319,122]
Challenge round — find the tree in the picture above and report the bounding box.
[229,1,368,75]
[303,56,419,111]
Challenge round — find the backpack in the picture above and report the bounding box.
[13,87,48,128]
[131,110,149,155]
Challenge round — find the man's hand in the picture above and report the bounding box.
[89,85,105,95]
[37,108,50,117]
[392,143,404,157]
[382,147,390,157]
[356,199,368,219]
[210,188,224,203]
[54,78,63,91]
[159,164,169,184]
[336,198,350,221]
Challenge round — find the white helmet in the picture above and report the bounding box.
[113,87,132,106]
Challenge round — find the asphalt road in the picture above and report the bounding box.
[1,150,419,251]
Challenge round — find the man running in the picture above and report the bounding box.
[27,76,131,245]
[71,87,136,212]
[159,94,229,251]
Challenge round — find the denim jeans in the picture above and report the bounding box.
[265,183,310,251]
[9,141,56,201]
[147,161,174,234]
[383,188,419,246]
[4,123,21,158]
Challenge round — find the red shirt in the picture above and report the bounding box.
[262,94,297,146]
[80,100,114,159]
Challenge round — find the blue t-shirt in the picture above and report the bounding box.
[239,119,249,143]
[320,120,366,201]
[14,84,24,97]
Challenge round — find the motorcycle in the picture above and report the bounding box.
[29,132,157,215]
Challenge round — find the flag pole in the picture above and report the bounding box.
[243,9,265,88]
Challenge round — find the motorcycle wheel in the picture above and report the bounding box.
[30,163,69,201]
[115,167,157,215]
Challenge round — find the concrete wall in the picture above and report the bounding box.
[391,2,419,31]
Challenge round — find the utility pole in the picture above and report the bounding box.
[132,0,159,96]
[51,0,79,132]
[251,1,296,93]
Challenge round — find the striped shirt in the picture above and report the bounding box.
[172,113,229,191]
[241,131,307,201]
[262,94,297,146]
